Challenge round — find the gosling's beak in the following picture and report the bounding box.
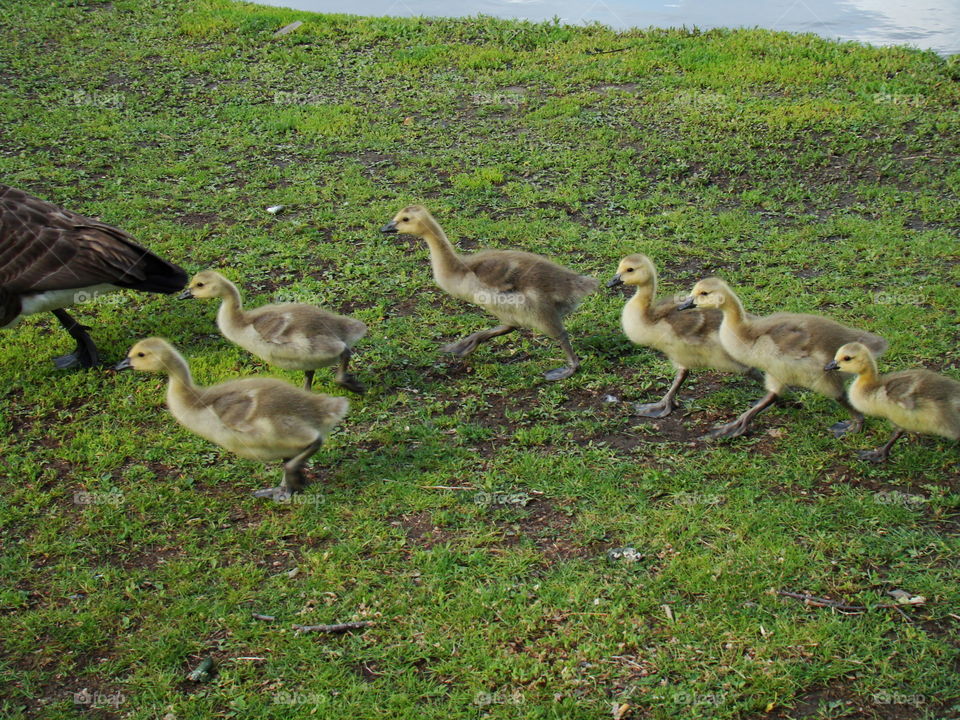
[114,357,133,371]
[380,221,398,234]
[606,274,623,288]
[177,288,194,300]
[676,296,696,311]
[824,360,840,371]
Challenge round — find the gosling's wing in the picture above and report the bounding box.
[465,250,596,303]
[749,315,817,358]
[464,251,522,294]
[885,370,960,411]
[882,373,922,411]
[250,309,298,345]
[206,386,260,432]
[652,299,720,342]
[250,306,349,356]
[755,314,881,359]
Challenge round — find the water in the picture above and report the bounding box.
[256,0,959,56]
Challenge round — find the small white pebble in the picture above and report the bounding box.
[266,205,284,214]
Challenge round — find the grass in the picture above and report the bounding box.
[1,1,959,718]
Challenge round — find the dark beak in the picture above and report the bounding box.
[676,296,696,311]
[824,360,840,371]
[606,274,623,289]
[177,288,194,300]
[380,221,398,234]
[114,357,133,371]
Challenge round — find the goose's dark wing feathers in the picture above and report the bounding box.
[0,184,186,295]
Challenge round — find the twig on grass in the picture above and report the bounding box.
[585,47,633,55]
[776,590,925,613]
[292,621,373,634]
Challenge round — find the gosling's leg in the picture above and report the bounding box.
[52,309,100,369]
[441,325,515,357]
[830,397,865,438]
[706,391,778,440]
[858,428,905,463]
[544,331,580,381]
[334,348,365,394]
[252,437,324,502]
[635,368,689,418]
[303,370,315,392]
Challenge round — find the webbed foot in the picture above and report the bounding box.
[252,486,294,502]
[705,418,750,441]
[857,448,889,463]
[53,344,100,370]
[634,400,675,418]
[829,418,862,438]
[336,373,366,394]
[544,365,577,381]
[441,337,479,357]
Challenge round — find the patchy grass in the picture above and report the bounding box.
[1,1,959,718]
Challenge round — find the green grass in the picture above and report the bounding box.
[1,1,959,718]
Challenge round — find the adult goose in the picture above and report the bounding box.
[0,184,187,368]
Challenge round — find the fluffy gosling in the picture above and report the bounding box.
[680,277,887,439]
[181,270,366,393]
[115,338,348,501]
[608,254,750,417]
[381,205,597,381]
[826,342,960,461]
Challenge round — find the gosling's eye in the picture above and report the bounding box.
[842,356,851,362]
[195,282,204,288]
[401,217,409,222]
[699,291,708,296]
[137,352,145,357]
[624,268,633,273]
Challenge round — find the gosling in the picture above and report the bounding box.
[680,277,887,439]
[180,270,366,393]
[381,205,597,381]
[826,342,960,462]
[608,254,750,417]
[115,338,348,501]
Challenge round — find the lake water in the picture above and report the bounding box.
[256,0,959,56]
